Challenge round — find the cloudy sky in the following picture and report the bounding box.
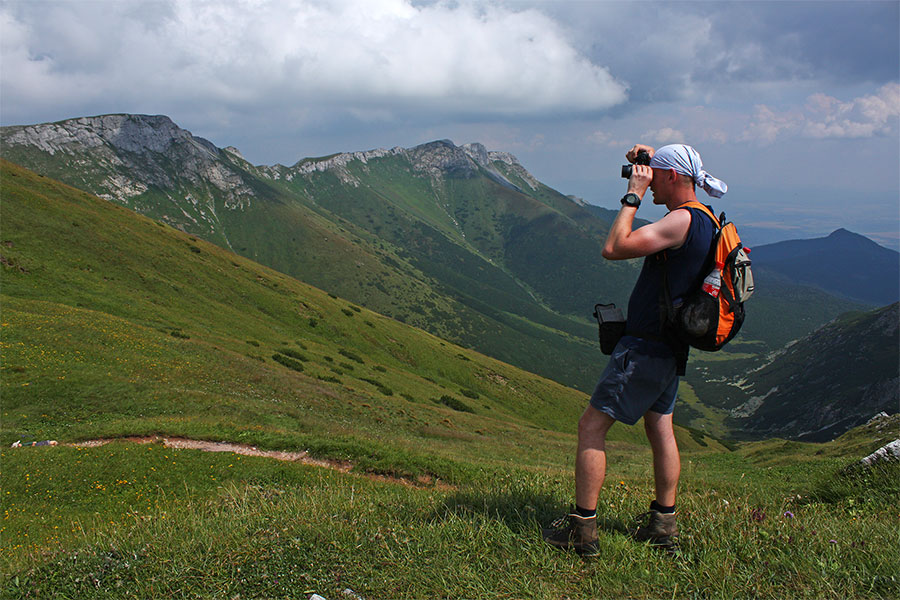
[2,0,898,247]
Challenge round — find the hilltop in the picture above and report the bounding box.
[750,229,899,306]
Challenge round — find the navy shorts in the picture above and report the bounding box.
[589,336,679,425]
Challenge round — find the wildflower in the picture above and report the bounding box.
[829,539,837,544]
[783,511,794,519]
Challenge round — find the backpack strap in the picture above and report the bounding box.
[655,276,689,375]
[658,201,720,375]
[677,201,720,230]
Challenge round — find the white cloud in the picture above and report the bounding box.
[0,0,628,123]
[740,83,899,143]
[803,83,900,139]
[588,130,616,146]
[642,127,685,144]
[739,105,803,144]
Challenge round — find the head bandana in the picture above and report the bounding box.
[648,144,728,198]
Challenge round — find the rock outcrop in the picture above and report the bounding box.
[2,114,256,213]
[255,138,534,191]
[859,439,900,467]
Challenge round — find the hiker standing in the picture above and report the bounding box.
[543,144,728,556]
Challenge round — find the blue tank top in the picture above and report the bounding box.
[626,206,716,346]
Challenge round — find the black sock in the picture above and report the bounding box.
[575,505,596,518]
[650,500,675,514]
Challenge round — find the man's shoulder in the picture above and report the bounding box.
[674,202,718,226]
[653,207,693,248]
[659,207,693,226]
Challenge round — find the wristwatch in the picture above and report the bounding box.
[621,193,641,208]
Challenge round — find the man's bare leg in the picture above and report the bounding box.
[643,411,680,506]
[575,407,617,511]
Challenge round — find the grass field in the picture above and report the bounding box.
[3,436,897,599]
[2,159,898,598]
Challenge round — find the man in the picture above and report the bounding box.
[542,143,728,556]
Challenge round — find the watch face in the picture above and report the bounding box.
[622,193,640,206]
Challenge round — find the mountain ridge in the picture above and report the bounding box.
[749,227,899,306]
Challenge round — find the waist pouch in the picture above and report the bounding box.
[593,303,626,355]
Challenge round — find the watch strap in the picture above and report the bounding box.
[621,193,641,207]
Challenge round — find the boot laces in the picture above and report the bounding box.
[632,511,653,526]
[549,514,572,530]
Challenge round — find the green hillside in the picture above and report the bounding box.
[237,143,638,391]
[2,158,639,471]
[1,160,897,599]
[1,124,620,393]
[729,303,899,441]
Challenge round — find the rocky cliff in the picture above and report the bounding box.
[3,114,255,206]
[257,138,538,193]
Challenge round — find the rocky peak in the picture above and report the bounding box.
[462,143,491,167]
[275,138,536,191]
[486,150,540,190]
[404,140,534,190]
[407,140,479,179]
[1,114,255,230]
[3,114,219,159]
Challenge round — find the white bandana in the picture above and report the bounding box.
[648,144,728,198]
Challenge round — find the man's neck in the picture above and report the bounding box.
[665,190,698,212]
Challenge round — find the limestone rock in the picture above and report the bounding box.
[859,439,900,467]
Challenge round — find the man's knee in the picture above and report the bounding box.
[644,411,676,446]
[579,406,615,439]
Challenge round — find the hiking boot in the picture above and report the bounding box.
[630,509,679,552]
[541,511,599,557]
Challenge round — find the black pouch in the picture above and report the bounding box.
[593,303,626,355]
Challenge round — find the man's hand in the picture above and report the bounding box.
[627,164,652,198]
[626,144,655,164]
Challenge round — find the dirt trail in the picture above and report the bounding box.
[64,436,451,489]
[70,436,350,468]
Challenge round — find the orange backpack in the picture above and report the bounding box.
[662,201,754,352]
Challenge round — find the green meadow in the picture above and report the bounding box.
[1,160,897,598]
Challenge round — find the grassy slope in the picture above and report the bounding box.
[260,156,609,391]
[2,159,639,469]
[2,160,896,599]
[1,138,608,394]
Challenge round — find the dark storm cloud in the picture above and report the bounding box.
[547,0,899,106]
